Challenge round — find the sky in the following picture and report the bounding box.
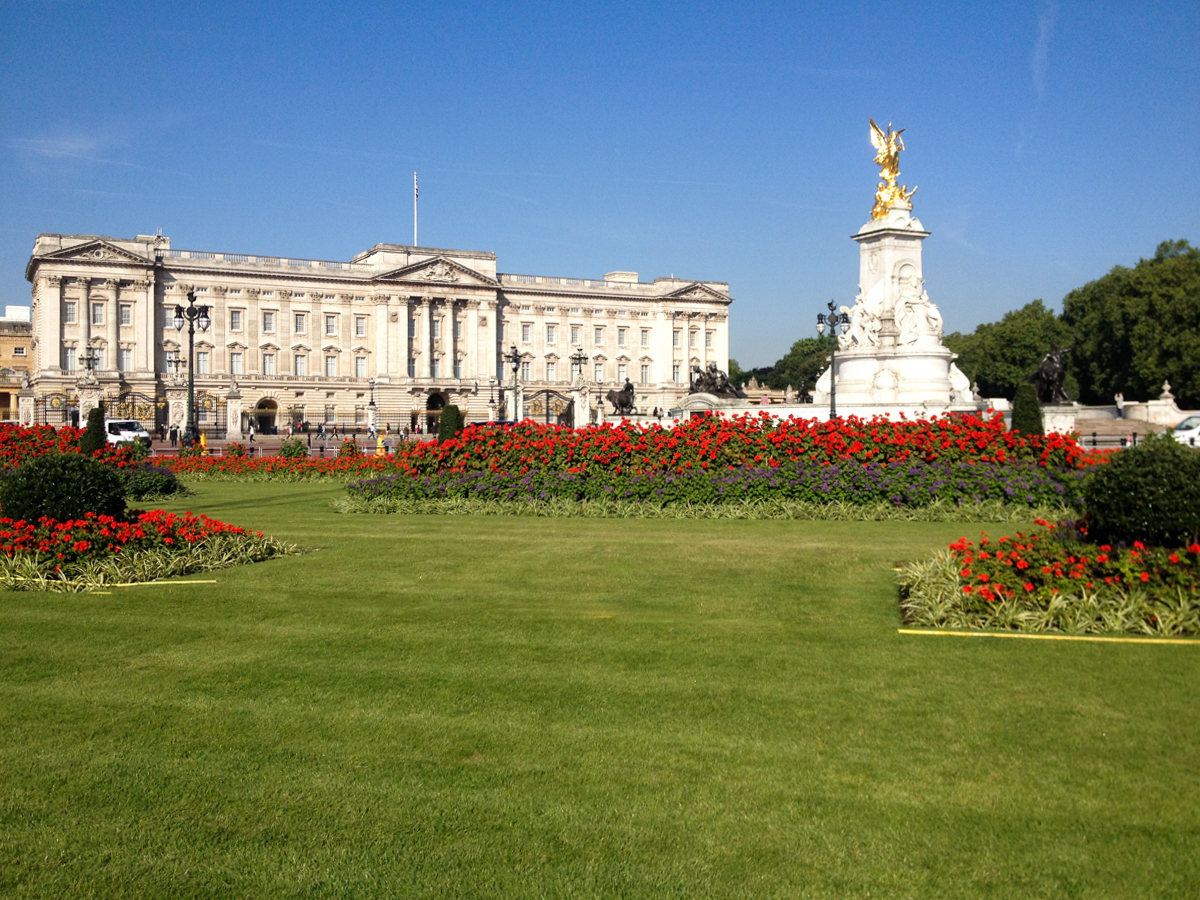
[1,0,1197,368]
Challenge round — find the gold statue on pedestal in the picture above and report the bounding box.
[869,118,917,220]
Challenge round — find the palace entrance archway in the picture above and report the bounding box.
[255,398,278,435]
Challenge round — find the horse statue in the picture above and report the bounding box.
[1030,340,1074,404]
[605,380,637,417]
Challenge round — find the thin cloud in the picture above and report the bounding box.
[1031,0,1058,102]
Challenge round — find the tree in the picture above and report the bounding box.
[1062,240,1200,407]
[731,338,830,392]
[944,300,1076,401]
[1010,382,1044,436]
[79,406,106,456]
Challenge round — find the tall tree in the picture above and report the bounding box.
[944,299,1076,400]
[1062,240,1200,407]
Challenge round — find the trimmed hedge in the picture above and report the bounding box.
[0,452,126,521]
[1084,434,1200,546]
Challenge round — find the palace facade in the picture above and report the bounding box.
[24,232,732,434]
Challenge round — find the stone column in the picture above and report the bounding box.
[18,387,35,427]
[225,386,244,440]
[43,274,64,374]
[136,276,154,373]
[78,382,102,425]
[245,289,261,374]
[374,294,390,378]
[105,279,119,374]
[416,297,431,378]
[465,300,480,379]
[79,277,91,354]
[166,386,188,431]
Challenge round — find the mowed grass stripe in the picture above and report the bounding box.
[0,481,1197,898]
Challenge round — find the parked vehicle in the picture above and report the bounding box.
[1171,415,1200,447]
[105,419,152,448]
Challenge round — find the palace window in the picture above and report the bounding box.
[672,364,681,383]
[63,347,76,371]
[618,363,627,382]
[521,323,531,343]
[672,329,681,348]
[262,352,276,375]
[705,331,713,349]
[324,405,336,424]
[263,311,275,333]
[431,359,441,378]
[594,326,604,346]
[325,355,337,377]
[520,361,531,382]
[118,348,132,372]
[13,347,26,357]
[64,302,77,324]
[570,325,581,345]
[356,357,367,378]
[546,361,556,381]
[355,316,367,337]
[197,351,209,375]
[594,362,603,382]
[641,329,650,348]
[453,358,462,378]
[432,319,442,340]
[93,348,105,370]
[230,351,243,375]
[453,318,462,340]
[689,330,698,349]
[294,313,306,335]
[325,314,337,336]
[92,303,105,326]
[640,364,650,384]
[618,328,627,347]
[119,304,132,326]
[230,310,242,331]
[546,324,556,345]
[294,354,307,377]
[355,407,366,424]
[408,358,416,377]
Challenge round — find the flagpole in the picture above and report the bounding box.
[413,172,418,246]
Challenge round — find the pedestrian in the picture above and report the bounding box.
[248,422,255,443]
[1115,391,1125,419]
[170,424,178,447]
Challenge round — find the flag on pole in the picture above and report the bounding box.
[414,172,418,201]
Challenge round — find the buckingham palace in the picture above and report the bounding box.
[22,232,733,435]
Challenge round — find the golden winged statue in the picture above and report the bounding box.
[869,118,917,220]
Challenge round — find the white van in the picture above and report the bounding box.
[105,419,152,447]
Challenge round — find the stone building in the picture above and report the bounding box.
[24,233,732,434]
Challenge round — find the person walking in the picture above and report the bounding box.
[248,421,255,443]
[1115,391,1125,419]
[169,424,178,447]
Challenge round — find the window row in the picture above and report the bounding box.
[62,302,135,326]
[519,325,664,349]
[493,361,685,385]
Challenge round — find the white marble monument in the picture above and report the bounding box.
[814,120,973,412]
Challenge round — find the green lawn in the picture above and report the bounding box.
[2,482,1197,898]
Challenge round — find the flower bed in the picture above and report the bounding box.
[163,453,396,480]
[0,509,294,591]
[900,520,1200,635]
[347,458,1084,509]
[0,424,138,470]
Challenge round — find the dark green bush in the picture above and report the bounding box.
[1010,382,1044,437]
[438,405,464,442]
[79,407,106,456]
[1084,434,1200,546]
[122,463,183,500]
[338,439,360,458]
[278,437,307,459]
[0,452,126,521]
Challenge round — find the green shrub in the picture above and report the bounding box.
[1084,434,1200,547]
[122,463,183,500]
[225,442,248,458]
[79,407,106,456]
[338,439,360,458]
[1010,382,1044,436]
[278,437,307,459]
[438,405,464,442]
[0,452,126,521]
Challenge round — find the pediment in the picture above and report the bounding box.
[322,344,342,353]
[41,239,151,266]
[376,256,499,287]
[260,342,280,351]
[226,341,248,350]
[664,282,729,302]
[291,342,311,352]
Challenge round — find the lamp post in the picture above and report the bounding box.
[80,348,100,379]
[173,290,210,445]
[569,346,587,381]
[503,343,522,420]
[816,299,851,419]
[367,377,377,430]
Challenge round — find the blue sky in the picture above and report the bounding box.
[1,0,1196,367]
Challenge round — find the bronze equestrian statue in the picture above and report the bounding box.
[605,380,637,416]
[1030,341,1074,404]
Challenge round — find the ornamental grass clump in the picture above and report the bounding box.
[278,437,307,459]
[1083,433,1200,547]
[0,452,126,522]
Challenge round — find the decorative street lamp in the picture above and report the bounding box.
[569,346,588,380]
[80,348,100,378]
[367,377,377,430]
[174,290,211,445]
[816,299,851,419]
[503,343,522,420]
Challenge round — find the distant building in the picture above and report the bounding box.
[25,233,732,434]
